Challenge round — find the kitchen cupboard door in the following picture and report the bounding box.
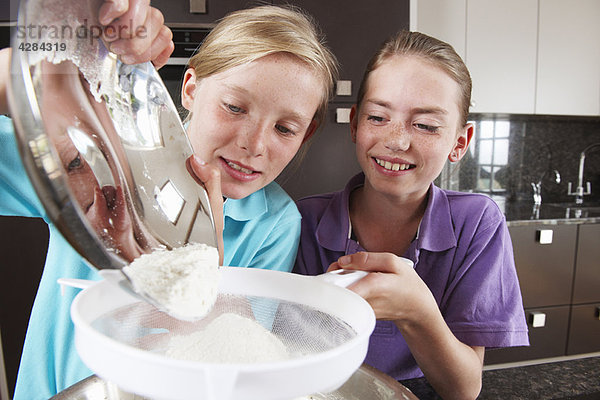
[150,0,257,25]
[466,0,538,114]
[572,224,600,304]
[1,0,19,22]
[566,303,600,355]
[484,306,570,365]
[410,0,466,60]
[273,0,409,103]
[276,104,362,200]
[536,0,600,116]
[508,224,577,308]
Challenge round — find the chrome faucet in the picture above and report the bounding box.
[568,143,600,205]
[531,169,561,206]
[531,182,542,206]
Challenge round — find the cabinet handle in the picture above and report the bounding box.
[336,108,351,124]
[529,311,546,328]
[189,0,206,13]
[536,229,553,244]
[336,80,352,96]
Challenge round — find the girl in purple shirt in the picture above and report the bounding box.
[294,31,528,400]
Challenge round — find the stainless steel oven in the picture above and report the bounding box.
[0,23,209,115]
[0,23,14,50]
[157,25,212,110]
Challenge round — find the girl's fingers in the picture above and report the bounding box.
[98,0,128,26]
[101,0,149,37]
[186,155,225,265]
[99,0,174,67]
[335,251,413,274]
[148,32,175,69]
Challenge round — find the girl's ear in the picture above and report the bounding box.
[181,68,197,111]
[350,104,358,143]
[448,122,474,162]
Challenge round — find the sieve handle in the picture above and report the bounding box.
[57,277,96,296]
[316,269,369,288]
[316,257,414,288]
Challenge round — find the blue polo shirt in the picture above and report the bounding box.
[294,172,529,380]
[0,116,300,399]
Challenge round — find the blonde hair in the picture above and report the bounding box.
[186,5,338,127]
[357,31,472,127]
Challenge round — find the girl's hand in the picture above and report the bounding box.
[328,252,438,323]
[98,0,174,68]
[186,155,225,265]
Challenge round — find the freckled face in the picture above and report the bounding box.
[182,53,322,199]
[352,55,468,201]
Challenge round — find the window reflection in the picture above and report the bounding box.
[475,118,510,194]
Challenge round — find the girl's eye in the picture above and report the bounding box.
[415,123,439,133]
[367,115,385,123]
[67,155,82,171]
[226,104,244,113]
[275,124,295,136]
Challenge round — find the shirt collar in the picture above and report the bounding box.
[418,183,457,252]
[315,173,365,252]
[223,187,268,221]
[315,174,457,253]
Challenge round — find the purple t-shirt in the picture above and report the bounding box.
[294,173,529,380]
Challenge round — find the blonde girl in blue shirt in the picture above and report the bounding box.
[0,5,338,398]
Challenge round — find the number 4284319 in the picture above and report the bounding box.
[18,42,66,52]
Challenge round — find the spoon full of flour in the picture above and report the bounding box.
[121,243,221,321]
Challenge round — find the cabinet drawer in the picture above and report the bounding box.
[509,225,577,308]
[573,224,600,304]
[567,303,600,355]
[484,306,569,365]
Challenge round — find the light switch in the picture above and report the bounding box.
[336,108,351,124]
[529,311,546,328]
[536,229,553,244]
[336,80,352,96]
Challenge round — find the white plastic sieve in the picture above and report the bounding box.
[65,268,376,400]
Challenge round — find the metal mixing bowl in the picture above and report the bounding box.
[50,364,418,400]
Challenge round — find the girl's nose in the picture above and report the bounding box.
[385,123,411,152]
[239,121,267,157]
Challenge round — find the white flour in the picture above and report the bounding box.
[166,313,289,363]
[124,243,220,320]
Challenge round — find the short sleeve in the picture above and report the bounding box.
[440,214,529,347]
[0,116,45,218]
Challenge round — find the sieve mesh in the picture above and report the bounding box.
[91,293,357,363]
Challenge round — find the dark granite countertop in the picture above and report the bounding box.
[400,356,600,399]
[493,198,600,226]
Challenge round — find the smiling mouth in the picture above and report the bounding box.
[223,158,256,175]
[374,157,415,171]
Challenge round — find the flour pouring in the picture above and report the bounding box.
[123,243,221,321]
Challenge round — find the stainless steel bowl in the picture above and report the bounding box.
[50,364,418,400]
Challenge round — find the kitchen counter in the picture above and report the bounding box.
[400,356,600,399]
[494,198,600,226]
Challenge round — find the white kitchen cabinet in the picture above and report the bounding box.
[410,0,466,59]
[411,0,600,116]
[466,0,538,114]
[536,0,600,116]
